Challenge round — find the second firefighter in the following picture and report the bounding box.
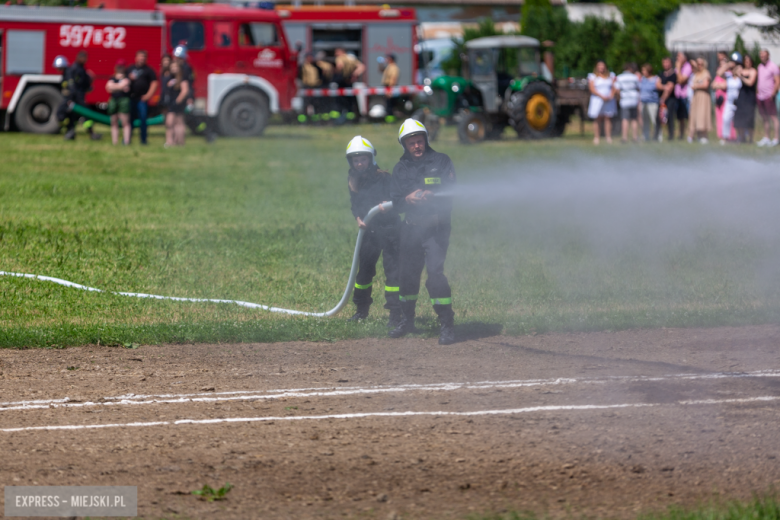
[346,136,403,327]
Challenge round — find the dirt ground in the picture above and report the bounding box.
[2,324,780,519]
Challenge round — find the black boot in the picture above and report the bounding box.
[387,308,403,329]
[389,300,416,338]
[349,286,372,321]
[64,128,76,140]
[348,306,370,321]
[434,303,456,345]
[438,317,456,345]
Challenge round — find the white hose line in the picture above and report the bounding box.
[0,202,393,318]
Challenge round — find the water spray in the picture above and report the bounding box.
[0,202,394,318]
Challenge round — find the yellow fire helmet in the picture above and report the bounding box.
[346,135,377,165]
[398,118,428,145]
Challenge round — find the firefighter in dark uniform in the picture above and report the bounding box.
[389,119,456,345]
[55,52,100,141]
[346,135,403,327]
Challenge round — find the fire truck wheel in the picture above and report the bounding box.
[217,89,269,137]
[15,86,63,134]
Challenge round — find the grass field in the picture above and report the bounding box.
[2,122,780,348]
[473,494,780,520]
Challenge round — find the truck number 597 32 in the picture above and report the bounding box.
[59,25,126,49]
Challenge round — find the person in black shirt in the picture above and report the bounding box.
[127,50,159,145]
[389,119,456,345]
[345,136,402,326]
[163,61,190,147]
[655,56,678,141]
[174,45,195,110]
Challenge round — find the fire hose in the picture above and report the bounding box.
[71,103,165,128]
[0,202,393,318]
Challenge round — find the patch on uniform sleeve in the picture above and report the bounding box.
[424,178,441,185]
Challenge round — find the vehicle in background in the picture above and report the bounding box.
[0,0,298,136]
[415,37,455,84]
[413,35,589,143]
[277,5,417,118]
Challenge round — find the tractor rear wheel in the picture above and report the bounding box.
[457,111,487,144]
[508,81,557,139]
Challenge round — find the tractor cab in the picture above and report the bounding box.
[465,35,547,115]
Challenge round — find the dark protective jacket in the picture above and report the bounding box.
[61,62,93,100]
[390,146,456,224]
[348,165,400,229]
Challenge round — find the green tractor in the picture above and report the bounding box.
[414,35,584,144]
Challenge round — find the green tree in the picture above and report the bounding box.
[732,34,761,65]
[756,0,780,20]
[439,18,504,76]
[556,16,622,76]
[520,0,570,49]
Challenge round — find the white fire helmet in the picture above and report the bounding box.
[174,45,188,59]
[52,55,70,69]
[368,104,386,119]
[398,118,428,146]
[346,135,377,165]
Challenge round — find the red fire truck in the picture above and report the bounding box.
[0,0,298,136]
[277,5,418,117]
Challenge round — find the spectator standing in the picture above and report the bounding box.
[734,54,758,144]
[587,60,617,145]
[713,51,735,141]
[173,45,193,95]
[639,63,659,142]
[127,50,158,145]
[756,49,780,146]
[615,62,640,143]
[164,61,189,146]
[687,57,712,144]
[160,56,174,147]
[105,60,131,146]
[381,54,400,119]
[160,53,171,80]
[717,55,742,145]
[656,57,677,141]
[674,51,692,140]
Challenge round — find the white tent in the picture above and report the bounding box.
[666,3,780,59]
[565,3,624,27]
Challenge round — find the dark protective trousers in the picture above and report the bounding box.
[56,93,84,132]
[352,226,401,311]
[398,218,455,322]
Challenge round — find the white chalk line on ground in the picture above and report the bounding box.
[1,395,779,434]
[3,369,780,413]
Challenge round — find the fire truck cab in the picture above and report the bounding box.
[0,1,297,136]
[158,3,297,136]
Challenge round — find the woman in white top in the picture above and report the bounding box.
[588,60,618,145]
